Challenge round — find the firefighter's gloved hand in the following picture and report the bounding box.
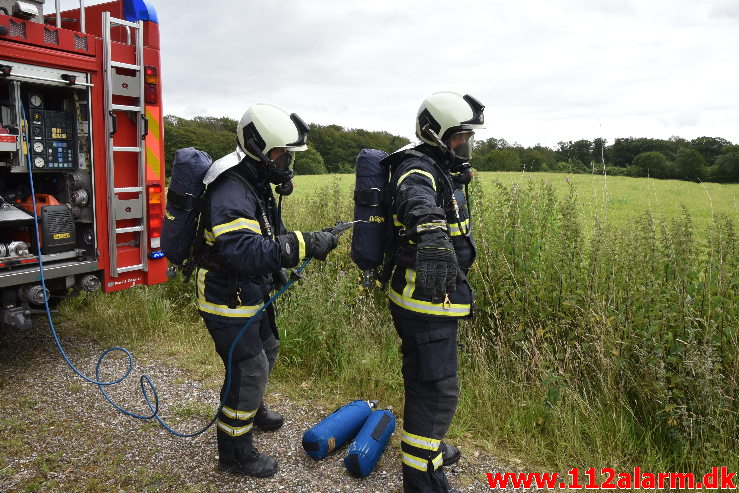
[277,231,338,267]
[415,230,458,303]
[306,231,338,260]
[272,268,289,290]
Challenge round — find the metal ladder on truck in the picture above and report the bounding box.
[102,12,148,277]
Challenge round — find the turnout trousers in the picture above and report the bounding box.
[203,309,280,463]
[391,304,460,493]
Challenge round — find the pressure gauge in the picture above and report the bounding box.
[30,94,43,107]
[32,111,43,122]
[33,142,44,153]
[34,156,45,168]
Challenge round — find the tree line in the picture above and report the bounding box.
[163,115,410,176]
[163,115,738,182]
[474,136,739,182]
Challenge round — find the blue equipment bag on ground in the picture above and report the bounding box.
[302,400,374,460]
[343,408,396,477]
[161,148,212,266]
[351,149,390,286]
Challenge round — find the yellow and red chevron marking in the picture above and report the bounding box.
[145,105,163,180]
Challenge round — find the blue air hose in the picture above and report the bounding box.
[21,104,317,437]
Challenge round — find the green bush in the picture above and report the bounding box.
[605,166,627,176]
[293,146,327,175]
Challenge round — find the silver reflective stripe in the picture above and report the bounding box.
[397,169,436,191]
[402,430,441,451]
[197,300,263,318]
[449,219,470,236]
[221,406,257,421]
[212,217,261,238]
[197,267,264,318]
[216,420,252,437]
[401,451,427,472]
[388,288,470,316]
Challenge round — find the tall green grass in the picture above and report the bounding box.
[263,174,739,471]
[60,173,738,473]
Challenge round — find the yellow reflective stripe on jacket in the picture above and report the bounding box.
[204,229,216,246]
[401,451,428,472]
[216,420,252,437]
[402,269,416,299]
[397,169,436,191]
[393,214,404,227]
[449,219,470,236]
[388,287,471,317]
[221,406,257,421]
[296,231,307,260]
[197,267,264,318]
[212,217,261,238]
[402,430,441,451]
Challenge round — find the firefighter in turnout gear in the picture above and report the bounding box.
[386,92,484,493]
[197,103,338,477]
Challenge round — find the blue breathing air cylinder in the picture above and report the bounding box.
[351,149,390,279]
[343,409,396,477]
[302,400,374,460]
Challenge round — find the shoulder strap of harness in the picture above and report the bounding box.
[222,170,273,238]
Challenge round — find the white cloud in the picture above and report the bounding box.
[54,0,738,147]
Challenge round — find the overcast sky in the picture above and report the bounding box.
[59,0,739,147]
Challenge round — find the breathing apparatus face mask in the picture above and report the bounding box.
[265,149,295,193]
[447,132,475,183]
[422,124,476,178]
[447,131,474,163]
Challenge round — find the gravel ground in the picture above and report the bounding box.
[0,318,520,492]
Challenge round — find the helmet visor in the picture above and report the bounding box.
[447,131,475,161]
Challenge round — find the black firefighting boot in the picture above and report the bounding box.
[254,402,284,431]
[218,429,278,478]
[221,446,278,478]
[441,442,461,466]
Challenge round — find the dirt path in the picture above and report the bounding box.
[0,318,518,492]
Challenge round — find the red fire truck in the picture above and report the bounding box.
[0,0,166,329]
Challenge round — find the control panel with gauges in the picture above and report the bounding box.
[27,93,77,170]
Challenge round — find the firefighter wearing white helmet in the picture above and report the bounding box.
[383,92,484,493]
[196,103,338,478]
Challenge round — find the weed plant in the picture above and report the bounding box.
[60,174,738,473]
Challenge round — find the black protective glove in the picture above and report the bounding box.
[308,231,338,260]
[277,231,338,267]
[415,229,458,303]
[272,268,289,291]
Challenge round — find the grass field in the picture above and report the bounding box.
[59,171,738,476]
[294,171,739,237]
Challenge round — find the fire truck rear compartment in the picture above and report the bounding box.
[1,73,98,328]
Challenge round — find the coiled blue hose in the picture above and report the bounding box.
[21,104,311,437]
